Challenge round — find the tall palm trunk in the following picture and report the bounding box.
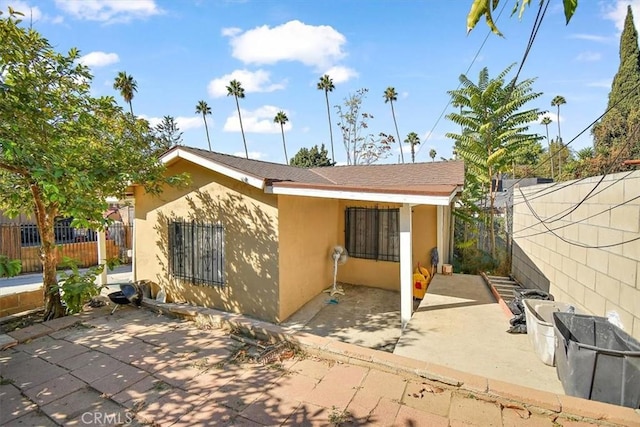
[128,101,134,116]
[280,124,288,163]
[411,145,415,163]
[545,124,554,180]
[390,101,404,164]
[202,113,212,151]
[234,96,248,159]
[556,106,562,177]
[324,91,335,163]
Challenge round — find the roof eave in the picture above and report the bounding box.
[161,148,265,189]
[265,185,457,206]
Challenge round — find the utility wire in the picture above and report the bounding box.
[511,171,638,236]
[415,0,509,159]
[514,190,640,239]
[518,186,640,248]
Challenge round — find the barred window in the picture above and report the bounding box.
[345,207,399,262]
[168,221,225,286]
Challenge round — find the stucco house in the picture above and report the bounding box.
[133,146,464,327]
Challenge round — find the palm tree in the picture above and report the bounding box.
[404,132,420,163]
[273,110,289,163]
[551,95,566,177]
[226,79,248,159]
[383,87,405,164]
[429,148,437,162]
[541,116,554,180]
[195,100,212,151]
[113,71,137,115]
[317,75,335,163]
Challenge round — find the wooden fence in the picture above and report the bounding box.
[0,224,132,273]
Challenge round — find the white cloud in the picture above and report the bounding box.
[175,116,204,131]
[568,33,610,43]
[603,1,640,32]
[223,105,291,134]
[401,91,409,99]
[225,20,347,69]
[207,69,286,98]
[575,51,602,62]
[221,27,241,37]
[78,51,119,68]
[233,151,266,160]
[586,79,612,88]
[322,65,358,84]
[54,0,162,23]
[0,1,42,20]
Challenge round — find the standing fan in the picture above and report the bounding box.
[325,245,348,296]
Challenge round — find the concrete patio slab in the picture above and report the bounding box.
[0,300,636,426]
[394,273,564,395]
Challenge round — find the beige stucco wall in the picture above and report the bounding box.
[512,171,640,340]
[336,201,438,291]
[134,159,280,322]
[277,195,339,321]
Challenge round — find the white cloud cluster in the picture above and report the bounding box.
[224,20,347,69]
[79,51,119,68]
[1,0,64,23]
[322,65,358,84]
[603,0,640,32]
[207,69,285,98]
[223,105,291,134]
[54,0,161,23]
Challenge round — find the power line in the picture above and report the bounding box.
[415,1,509,159]
[518,186,640,248]
[511,171,638,236]
[514,180,640,239]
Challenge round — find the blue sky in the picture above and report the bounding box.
[5,0,639,164]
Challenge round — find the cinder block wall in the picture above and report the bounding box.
[512,170,640,340]
[0,289,43,317]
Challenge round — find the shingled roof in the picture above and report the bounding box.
[162,146,464,203]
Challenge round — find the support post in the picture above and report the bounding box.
[97,230,107,286]
[400,203,413,329]
[437,205,444,274]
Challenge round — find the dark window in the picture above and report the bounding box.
[345,207,399,262]
[168,221,225,286]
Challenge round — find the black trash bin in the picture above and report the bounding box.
[553,312,640,408]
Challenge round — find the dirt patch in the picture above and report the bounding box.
[0,309,45,334]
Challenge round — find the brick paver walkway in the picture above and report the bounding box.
[1,305,638,426]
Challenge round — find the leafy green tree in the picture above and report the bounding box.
[113,71,137,115]
[273,110,289,163]
[540,116,553,179]
[0,10,184,319]
[226,79,248,159]
[429,148,436,162]
[317,74,336,163]
[290,144,335,167]
[467,0,577,35]
[446,64,542,257]
[154,115,183,152]
[383,86,405,164]
[404,132,420,163]
[335,88,392,165]
[195,100,212,151]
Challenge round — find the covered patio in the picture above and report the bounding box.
[282,273,564,395]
